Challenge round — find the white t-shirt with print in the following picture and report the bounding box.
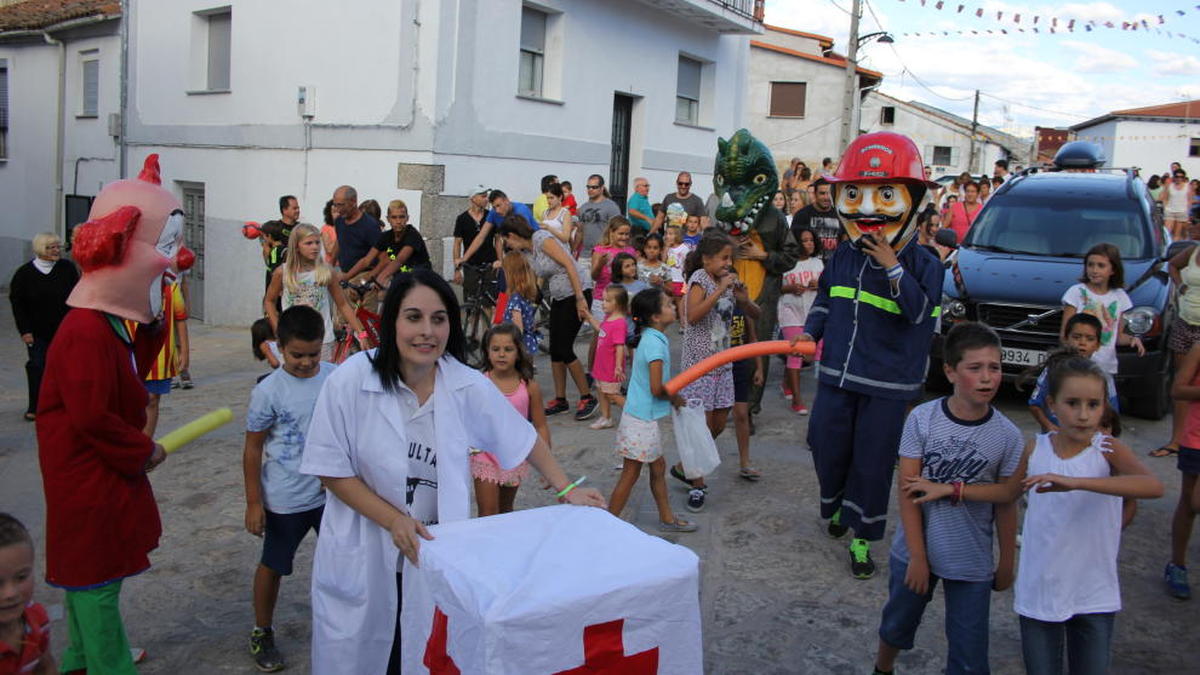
[395,386,439,528]
[778,257,824,328]
[1061,283,1132,375]
[666,243,691,283]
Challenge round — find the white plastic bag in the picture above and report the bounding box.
[672,399,720,479]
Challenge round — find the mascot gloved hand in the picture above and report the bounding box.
[37,155,193,673]
[803,132,945,580]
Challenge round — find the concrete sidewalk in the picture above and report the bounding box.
[0,304,1195,673]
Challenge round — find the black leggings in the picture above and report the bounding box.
[386,572,403,675]
[547,289,591,365]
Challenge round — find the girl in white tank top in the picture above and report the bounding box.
[1014,358,1163,673]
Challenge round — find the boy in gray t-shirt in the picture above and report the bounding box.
[872,322,1025,675]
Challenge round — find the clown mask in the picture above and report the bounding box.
[835,182,924,252]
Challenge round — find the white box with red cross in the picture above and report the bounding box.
[401,504,702,674]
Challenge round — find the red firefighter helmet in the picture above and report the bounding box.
[827,131,940,190]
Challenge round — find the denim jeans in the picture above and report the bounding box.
[878,555,993,674]
[1019,612,1115,675]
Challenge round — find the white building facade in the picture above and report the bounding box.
[0,2,122,283]
[125,0,760,325]
[1070,100,1200,176]
[859,92,1024,179]
[744,25,881,172]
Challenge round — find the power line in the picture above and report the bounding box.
[978,92,1089,119]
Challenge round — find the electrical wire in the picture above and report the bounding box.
[766,115,843,148]
[978,92,1089,119]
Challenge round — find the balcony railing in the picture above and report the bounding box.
[708,0,765,22]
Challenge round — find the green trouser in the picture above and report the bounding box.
[60,580,137,674]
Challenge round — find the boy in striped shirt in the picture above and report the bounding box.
[872,322,1025,675]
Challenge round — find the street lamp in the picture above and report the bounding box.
[838,0,895,152]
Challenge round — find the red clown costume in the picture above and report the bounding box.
[37,155,192,674]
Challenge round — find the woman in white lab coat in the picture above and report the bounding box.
[300,269,606,674]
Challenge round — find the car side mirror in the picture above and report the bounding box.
[934,228,959,249]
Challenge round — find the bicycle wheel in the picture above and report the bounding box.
[463,302,487,367]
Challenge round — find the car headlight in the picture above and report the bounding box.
[1123,306,1156,336]
[942,295,966,319]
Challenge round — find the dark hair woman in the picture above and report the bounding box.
[300,268,605,674]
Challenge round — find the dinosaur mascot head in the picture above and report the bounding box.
[67,154,194,323]
[713,128,780,236]
[826,131,939,252]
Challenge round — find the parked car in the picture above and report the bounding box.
[930,147,1178,419]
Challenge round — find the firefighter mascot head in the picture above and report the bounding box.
[67,154,195,323]
[825,131,939,252]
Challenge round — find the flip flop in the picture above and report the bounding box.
[739,467,762,481]
[658,518,697,533]
[1149,446,1179,457]
[669,464,691,486]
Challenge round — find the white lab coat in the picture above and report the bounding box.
[300,351,537,675]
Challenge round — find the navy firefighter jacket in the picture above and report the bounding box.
[804,239,944,401]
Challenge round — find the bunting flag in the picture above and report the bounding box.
[893,0,1200,42]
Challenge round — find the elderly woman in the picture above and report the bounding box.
[9,232,79,420]
[300,269,604,674]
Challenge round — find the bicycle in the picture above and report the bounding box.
[460,263,499,367]
[332,279,382,364]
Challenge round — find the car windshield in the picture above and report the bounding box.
[963,196,1151,259]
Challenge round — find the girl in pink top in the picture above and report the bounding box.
[945,180,984,242]
[588,216,636,377]
[471,324,551,516]
[586,285,630,430]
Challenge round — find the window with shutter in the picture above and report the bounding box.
[676,56,702,125]
[206,10,231,91]
[769,82,806,117]
[82,58,99,116]
[518,6,546,97]
[1190,138,1200,158]
[932,146,953,166]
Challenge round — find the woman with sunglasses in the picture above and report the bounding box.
[1162,169,1194,241]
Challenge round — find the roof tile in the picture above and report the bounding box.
[0,0,120,32]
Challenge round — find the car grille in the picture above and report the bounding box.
[977,303,1061,336]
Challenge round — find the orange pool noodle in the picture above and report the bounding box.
[664,340,816,396]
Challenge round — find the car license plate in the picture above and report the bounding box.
[1002,347,1046,366]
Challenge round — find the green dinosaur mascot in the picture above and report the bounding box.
[712,128,799,414]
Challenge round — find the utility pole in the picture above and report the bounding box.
[838,0,862,153]
[968,89,980,174]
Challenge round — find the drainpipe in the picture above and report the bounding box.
[119,0,128,178]
[43,30,66,237]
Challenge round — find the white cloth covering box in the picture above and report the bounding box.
[401,504,702,674]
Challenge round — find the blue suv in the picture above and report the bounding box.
[932,162,1177,419]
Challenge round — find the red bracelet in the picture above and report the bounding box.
[951,481,964,506]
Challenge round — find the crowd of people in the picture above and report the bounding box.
[4,151,1199,674]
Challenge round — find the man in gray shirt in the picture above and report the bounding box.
[576,174,621,259]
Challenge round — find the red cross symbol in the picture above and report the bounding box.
[423,612,659,674]
[553,619,659,674]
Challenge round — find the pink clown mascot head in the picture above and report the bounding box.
[68,154,194,324]
[825,131,940,253]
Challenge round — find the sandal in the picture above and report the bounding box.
[1149,445,1179,457]
[739,467,762,481]
[658,518,697,533]
[669,464,691,486]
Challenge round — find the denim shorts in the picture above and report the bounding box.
[261,505,324,576]
[878,555,993,674]
[144,378,172,395]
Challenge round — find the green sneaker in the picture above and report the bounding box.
[849,538,876,580]
[249,627,285,672]
[826,508,849,539]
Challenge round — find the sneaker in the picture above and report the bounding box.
[780,384,792,398]
[686,488,706,512]
[849,538,876,580]
[249,627,285,672]
[588,417,613,430]
[575,395,599,421]
[544,398,569,416]
[791,402,809,415]
[826,508,849,539]
[1165,563,1191,600]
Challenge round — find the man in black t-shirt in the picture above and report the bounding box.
[452,187,495,302]
[373,207,430,288]
[790,178,841,262]
[331,185,383,273]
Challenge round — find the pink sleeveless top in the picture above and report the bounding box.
[491,376,530,419]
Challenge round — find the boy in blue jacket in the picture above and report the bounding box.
[797,132,944,579]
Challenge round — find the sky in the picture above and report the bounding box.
[762,0,1200,138]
